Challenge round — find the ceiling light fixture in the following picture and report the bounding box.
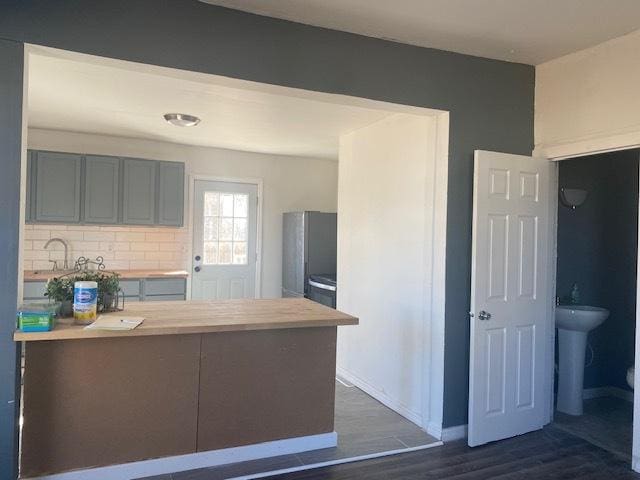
[560,188,588,210]
[163,113,201,127]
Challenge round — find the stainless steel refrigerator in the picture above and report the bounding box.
[282,211,337,298]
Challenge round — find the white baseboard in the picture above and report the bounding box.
[229,441,444,480]
[583,386,634,402]
[426,420,443,440]
[336,366,422,426]
[440,424,468,442]
[26,432,337,480]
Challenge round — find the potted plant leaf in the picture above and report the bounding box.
[44,276,75,317]
[45,271,121,316]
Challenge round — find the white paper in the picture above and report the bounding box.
[84,316,144,331]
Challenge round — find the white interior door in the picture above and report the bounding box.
[192,179,258,300]
[468,150,552,446]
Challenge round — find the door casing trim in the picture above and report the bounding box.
[543,133,640,473]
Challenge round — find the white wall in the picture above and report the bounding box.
[535,29,640,159]
[336,113,437,426]
[27,128,338,298]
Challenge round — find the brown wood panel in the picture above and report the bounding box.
[197,327,337,451]
[14,298,358,341]
[20,335,201,477]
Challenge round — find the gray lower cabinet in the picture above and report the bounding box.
[144,294,185,301]
[23,281,47,301]
[22,277,186,303]
[83,155,120,224]
[33,151,82,223]
[142,278,187,301]
[157,161,185,226]
[122,158,157,225]
[119,279,141,301]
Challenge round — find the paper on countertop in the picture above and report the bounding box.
[84,316,145,331]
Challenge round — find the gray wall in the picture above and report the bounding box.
[557,151,638,391]
[0,38,24,480]
[0,0,535,432]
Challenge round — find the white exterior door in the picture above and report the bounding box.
[468,150,552,446]
[192,179,258,300]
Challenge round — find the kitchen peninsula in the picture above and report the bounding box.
[15,298,358,479]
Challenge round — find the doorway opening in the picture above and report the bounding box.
[18,44,450,478]
[552,149,640,462]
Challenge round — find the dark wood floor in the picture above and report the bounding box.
[142,426,639,479]
[264,426,639,480]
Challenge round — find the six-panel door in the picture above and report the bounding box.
[468,150,551,447]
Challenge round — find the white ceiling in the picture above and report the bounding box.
[201,0,640,64]
[27,53,400,159]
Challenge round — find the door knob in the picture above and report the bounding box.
[194,266,201,272]
[195,255,201,262]
[478,310,492,321]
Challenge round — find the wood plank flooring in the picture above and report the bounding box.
[264,426,639,480]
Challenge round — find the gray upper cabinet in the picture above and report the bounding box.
[84,155,120,224]
[122,158,157,225]
[33,151,82,223]
[157,161,185,226]
[26,150,184,226]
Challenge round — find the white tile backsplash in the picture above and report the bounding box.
[22,224,189,271]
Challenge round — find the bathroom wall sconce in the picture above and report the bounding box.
[560,188,588,210]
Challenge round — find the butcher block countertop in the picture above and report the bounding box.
[14,298,358,342]
[24,269,189,281]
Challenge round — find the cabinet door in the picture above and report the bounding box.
[122,158,156,225]
[34,151,82,223]
[83,155,120,224]
[144,278,186,296]
[23,281,47,300]
[157,162,185,226]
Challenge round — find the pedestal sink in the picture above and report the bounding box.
[556,305,609,415]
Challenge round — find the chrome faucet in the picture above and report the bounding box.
[44,237,70,270]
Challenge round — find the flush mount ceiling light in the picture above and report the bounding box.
[163,113,201,127]
[560,188,588,210]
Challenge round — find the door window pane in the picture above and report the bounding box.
[204,192,219,216]
[234,195,248,218]
[219,218,233,241]
[233,242,248,264]
[202,191,250,265]
[203,242,218,265]
[233,218,247,241]
[204,217,218,241]
[221,194,234,217]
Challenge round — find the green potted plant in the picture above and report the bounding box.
[45,271,121,316]
[44,276,74,316]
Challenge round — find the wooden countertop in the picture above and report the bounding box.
[24,269,189,281]
[14,298,358,342]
